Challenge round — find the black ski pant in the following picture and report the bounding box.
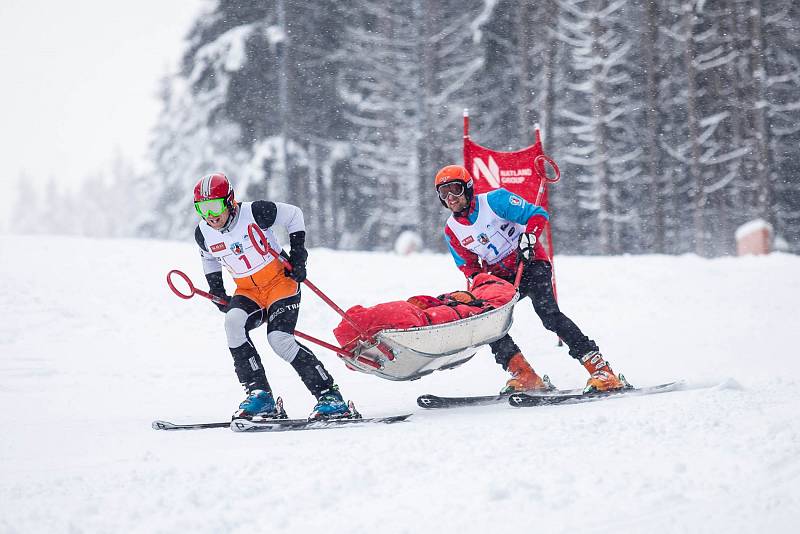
[224,291,335,399]
[489,260,598,369]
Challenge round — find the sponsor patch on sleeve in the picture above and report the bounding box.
[510,195,522,206]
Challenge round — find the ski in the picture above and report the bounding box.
[417,393,512,409]
[152,420,231,431]
[508,381,684,407]
[231,413,412,433]
[152,396,289,431]
[417,382,583,409]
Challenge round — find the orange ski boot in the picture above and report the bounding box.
[501,352,553,394]
[580,351,627,393]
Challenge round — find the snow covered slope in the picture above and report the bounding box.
[1,235,798,533]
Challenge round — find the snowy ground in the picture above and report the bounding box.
[1,235,798,533]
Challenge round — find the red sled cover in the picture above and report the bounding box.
[332,275,516,350]
[470,273,517,307]
[423,303,487,325]
[333,302,429,351]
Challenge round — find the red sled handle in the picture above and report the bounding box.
[247,224,351,321]
[166,269,229,306]
[247,223,395,361]
[166,268,381,368]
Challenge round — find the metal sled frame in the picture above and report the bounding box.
[341,293,519,381]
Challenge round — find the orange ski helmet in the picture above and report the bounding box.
[434,165,474,207]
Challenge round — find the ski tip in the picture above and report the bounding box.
[416,395,441,408]
[417,395,436,408]
[151,420,176,430]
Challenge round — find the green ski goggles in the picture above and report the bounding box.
[194,198,227,218]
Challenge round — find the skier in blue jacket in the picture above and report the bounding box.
[436,164,626,394]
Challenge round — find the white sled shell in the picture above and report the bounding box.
[343,293,519,380]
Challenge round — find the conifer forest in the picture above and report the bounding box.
[22,1,800,256]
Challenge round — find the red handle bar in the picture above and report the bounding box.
[166,269,229,306]
[246,223,395,361]
[166,269,383,370]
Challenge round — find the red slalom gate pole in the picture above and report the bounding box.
[247,224,395,361]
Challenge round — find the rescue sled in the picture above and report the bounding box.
[342,292,519,380]
[167,223,519,381]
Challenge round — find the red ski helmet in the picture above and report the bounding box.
[193,173,235,218]
[194,172,234,203]
[434,165,474,207]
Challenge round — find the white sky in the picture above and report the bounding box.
[0,1,207,195]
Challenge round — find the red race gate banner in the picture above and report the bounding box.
[462,110,559,261]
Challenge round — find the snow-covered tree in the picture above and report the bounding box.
[473,0,562,147]
[10,174,45,234]
[556,0,643,254]
[337,0,483,249]
[752,0,800,248]
[656,0,750,255]
[135,0,799,255]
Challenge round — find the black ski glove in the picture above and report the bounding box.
[206,271,230,313]
[286,231,308,283]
